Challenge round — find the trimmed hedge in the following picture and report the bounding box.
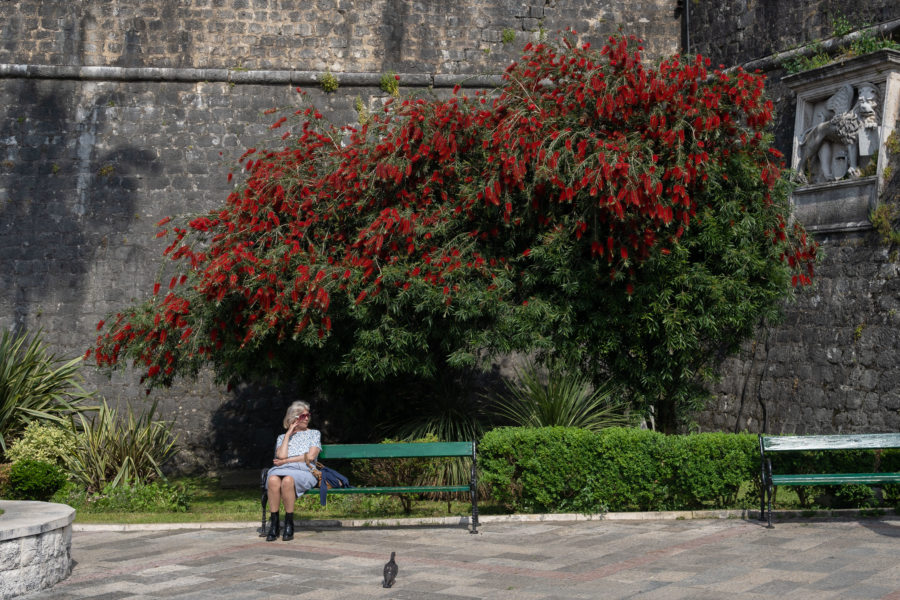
[478,427,759,513]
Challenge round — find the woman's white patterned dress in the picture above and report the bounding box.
[266,428,321,496]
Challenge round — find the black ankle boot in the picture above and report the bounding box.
[265,512,280,542]
[282,513,294,541]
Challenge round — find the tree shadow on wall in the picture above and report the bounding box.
[209,383,307,470]
[0,79,159,338]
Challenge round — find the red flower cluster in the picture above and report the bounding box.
[88,33,817,385]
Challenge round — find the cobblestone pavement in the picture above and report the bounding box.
[22,516,900,599]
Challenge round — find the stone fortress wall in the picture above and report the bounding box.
[0,0,679,471]
[687,1,900,435]
[0,0,897,471]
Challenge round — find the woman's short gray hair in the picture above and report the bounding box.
[282,401,311,429]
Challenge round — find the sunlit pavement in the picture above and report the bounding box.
[22,515,900,599]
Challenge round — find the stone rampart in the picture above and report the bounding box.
[0,0,898,468]
[0,1,679,471]
[0,0,678,72]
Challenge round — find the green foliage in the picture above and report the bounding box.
[478,427,759,513]
[557,150,808,429]
[0,463,10,496]
[491,361,632,431]
[0,328,94,456]
[318,71,339,93]
[871,131,900,248]
[5,421,76,467]
[9,459,66,501]
[830,14,855,38]
[501,28,516,44]
[380,70,400,95]
[64,400,178,493]
[350,434,453,513]
[782,16,900,74]
[354,96,370,125]
[55,480,192,513]
[91,35,816,434]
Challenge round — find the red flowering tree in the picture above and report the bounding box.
[89,35,816,432]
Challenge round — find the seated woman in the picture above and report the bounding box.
[264,401,320,541]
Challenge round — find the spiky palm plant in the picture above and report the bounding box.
[0,328,94,455]
[64,399,178,492]
[492,361,633,431]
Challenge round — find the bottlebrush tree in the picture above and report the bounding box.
[89,34,817,432]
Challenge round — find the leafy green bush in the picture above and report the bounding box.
[54,480,191,513]
[0,328,94,456]
[350,434,453,514]
[64,399,178,492]
[9,459,67,501]
[318,71,339,93]
[6,421,76,467]
[380,70,399,95]
[479,427,759,513]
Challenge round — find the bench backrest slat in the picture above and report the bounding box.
[319,441,473,459]
[761,434,900,452]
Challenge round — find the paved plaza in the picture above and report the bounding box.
[21,515,900,599]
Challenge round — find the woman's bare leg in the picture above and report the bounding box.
[281,476,296,513]
[267,476,283,512]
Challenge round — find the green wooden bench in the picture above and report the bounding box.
[260,441,480,534]
[759,433,900,528]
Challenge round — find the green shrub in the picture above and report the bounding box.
[479,426,608,513]
[350,434,453,514]
[380,70,400,96]
[6,421,76,467]
[478,427,759,513]
[319,71,339,93]
[54,480,191,513]
[64,399,178,492]
[9,459,66,501]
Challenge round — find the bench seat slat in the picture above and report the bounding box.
[762,434,900,452]
[310,485,471,495]
[319,442,473,459]
[771,472,900,486]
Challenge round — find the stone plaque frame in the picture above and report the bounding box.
[783,49,900,233]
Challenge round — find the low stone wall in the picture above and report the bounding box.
[0,501,74,599]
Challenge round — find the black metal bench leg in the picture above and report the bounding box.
[470,486,479,534]
[764,458,774,529]
[260,490,268,537]
[759,470,767,522]
[469,443,479,534]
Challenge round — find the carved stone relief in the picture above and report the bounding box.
[784,49,899,233]
[796,81,881,184]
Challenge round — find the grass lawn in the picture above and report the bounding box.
[63,477,879,525]
[71,477,500,524]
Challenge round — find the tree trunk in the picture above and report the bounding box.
[655,398,678,434]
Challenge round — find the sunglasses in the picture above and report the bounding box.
[295,413,311,420]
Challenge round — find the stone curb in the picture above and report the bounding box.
[71,507,899,532]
